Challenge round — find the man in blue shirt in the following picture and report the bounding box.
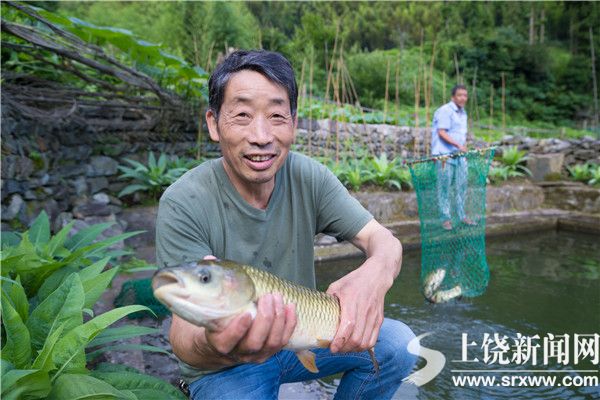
[431,84,475,230]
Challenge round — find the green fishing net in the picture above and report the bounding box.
[113,278,169,318]
[407,148,495,303]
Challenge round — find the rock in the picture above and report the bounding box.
[86,156,119,177]
[88,177,109,194]
[0,156,34,180]
[92,192,111,205]
[72,176,88,196]
[73,201,113,218]
[23,190,38,200]
[53,212,73,232]
[1,194,24,221]
[527,153,565,182]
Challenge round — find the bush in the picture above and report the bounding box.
[118,152,202,199]
[1,212,183,399]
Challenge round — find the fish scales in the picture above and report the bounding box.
[241,265,340,349]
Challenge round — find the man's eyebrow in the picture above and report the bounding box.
[230,96,288,107]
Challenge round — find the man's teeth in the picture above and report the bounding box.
[248,155,272,162]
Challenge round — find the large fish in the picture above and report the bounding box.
[422,268,462,303]
[152,259,378,373]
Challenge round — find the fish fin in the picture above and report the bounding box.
[368,348,380,374]
[296,350,319,373]
[316,339,331,348]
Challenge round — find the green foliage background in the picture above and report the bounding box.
[10,1,600,131]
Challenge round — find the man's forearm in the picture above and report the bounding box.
[170,315,237,370]
[352,220,402,286]
[438,129,463,149]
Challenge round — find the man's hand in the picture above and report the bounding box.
[327,258,392,353]
[205,292,297,364]
[325,220,401,354]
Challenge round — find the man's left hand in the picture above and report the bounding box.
[326,258,393,353]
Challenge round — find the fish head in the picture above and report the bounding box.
[152,260,256,330]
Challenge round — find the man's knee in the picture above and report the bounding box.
[375,319,418,378]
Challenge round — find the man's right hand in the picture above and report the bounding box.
[205,292,297,364]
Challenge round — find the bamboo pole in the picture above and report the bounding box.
[590,27,599,130]
[454,52,460,84]
[442,71,446,103]
[501,72,506,131]
[308,50,314,157]
[489,83,494,128]
[341,59,374,157]
[383,58,391,125]
[394,51,401,155]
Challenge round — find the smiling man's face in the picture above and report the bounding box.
[206,70,296,198]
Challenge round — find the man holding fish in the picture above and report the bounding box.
[155,50,416,399]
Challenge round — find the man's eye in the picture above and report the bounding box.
[236,113,250,118]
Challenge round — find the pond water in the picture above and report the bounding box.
[314,230,600,400]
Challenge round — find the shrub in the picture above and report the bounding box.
[117,152,200,199]
[567,163,593,183]
[1,212,183,399]
[498,146,531,178]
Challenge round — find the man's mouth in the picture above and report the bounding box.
[243,153,277,170]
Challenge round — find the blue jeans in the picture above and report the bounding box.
[436,157,468,222]
[189,318,416,400]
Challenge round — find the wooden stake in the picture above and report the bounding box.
[383,58,391,125]
[590,27,599,129]
[489,83,494,127]
[501,72,506,131]
[308,49,314,157]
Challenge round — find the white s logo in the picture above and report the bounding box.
[403,332,446,386]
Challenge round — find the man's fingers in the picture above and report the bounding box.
[263,293,286,350]
[238,294,274,353]
[281,303,297,344]
[331,301,356,353]
[206,312,252,355]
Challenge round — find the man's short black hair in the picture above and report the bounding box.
[208,50,298,119]
[451,84,468,97]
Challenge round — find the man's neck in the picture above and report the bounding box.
[222,161,275,210]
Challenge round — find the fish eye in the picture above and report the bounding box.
[198,269,211,284]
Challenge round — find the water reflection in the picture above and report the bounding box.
[315,230,600,399]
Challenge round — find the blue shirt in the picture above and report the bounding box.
[431,100,468,155]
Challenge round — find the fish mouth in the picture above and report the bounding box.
[152,270,180,291]
[152,270,190,306]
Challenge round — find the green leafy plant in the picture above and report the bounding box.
[0,211,141,297]
[499,146,532,178]
[1,213,183,399]
[588,164,600,187]
[117,152,191,199]
[368,153,402,190]
[488,165,510,184]
[567,163,593,183]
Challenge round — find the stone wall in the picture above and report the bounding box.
[2,110,599,231]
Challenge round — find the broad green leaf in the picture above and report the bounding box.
[48,373,136,400]
[118,184,149,197]
[78,257,111,282]
[87,344,169,361]
[52,305,150,377]
[64,222,113,251]
[93,362,140,374]
[82,267,119,309]
[1,367,51,400]
[44,221,75,259]
[29,211,50,249]
[2,277,28,322]
[37,265,78,301]
[1,291,32,368]
[31,322,67,372]
[27,273,84,353]
[88,325,159,347]
[1,231,21,248]
[91,371,186,400]
[78,230,143,259]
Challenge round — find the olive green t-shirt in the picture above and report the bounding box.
[155,151,373,289]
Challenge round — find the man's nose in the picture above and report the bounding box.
[248,116,273,146]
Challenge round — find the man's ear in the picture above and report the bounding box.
[206,109,220,142]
